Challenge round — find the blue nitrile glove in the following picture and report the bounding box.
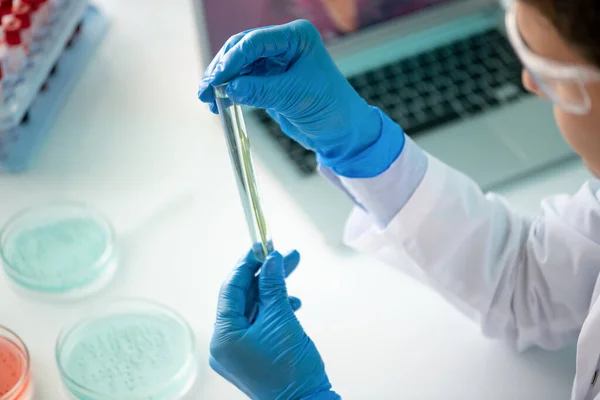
[198,19,404,178]
[210,250,341,400]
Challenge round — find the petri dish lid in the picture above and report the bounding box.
[56,299,198,400]
[0,326,32,400]
[0,202,117,299]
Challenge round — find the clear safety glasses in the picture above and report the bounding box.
[503,0,600,115]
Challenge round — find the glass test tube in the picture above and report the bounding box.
[21,0,45,46]
[213,84,274,261]
[3,18,27,86]
[13,3,32,54]
[0,1,12,26]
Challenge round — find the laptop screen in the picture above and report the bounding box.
[201,0,455,57]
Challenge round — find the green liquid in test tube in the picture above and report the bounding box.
[213,84,274,262]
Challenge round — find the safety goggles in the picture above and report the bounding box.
[503,0,600,115]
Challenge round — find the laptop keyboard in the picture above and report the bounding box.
[252,28,529,176]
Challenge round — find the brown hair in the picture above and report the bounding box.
[521,0,600,67]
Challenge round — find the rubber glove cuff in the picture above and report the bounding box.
[303,390,342,400]
[317,107,406,179]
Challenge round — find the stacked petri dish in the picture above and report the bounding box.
[0,202,118,301]
[0,326,33,400]
[55,299,198,400]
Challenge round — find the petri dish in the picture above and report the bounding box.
[0,326,33,400]
[56,299,198,400]
[0,202,117,300]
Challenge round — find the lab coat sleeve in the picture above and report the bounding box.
[336,150,600,351]
[318,115,429,227]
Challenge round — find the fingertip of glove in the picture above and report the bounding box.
[198,86,214,102]
[287,249,300,260]
[289,296,302,311]
[283,249,301,266]
[197,85,205,99]
[225,78,252,103]
[224,80,239,99]
[266,250,283,262]
[262,251,284,274]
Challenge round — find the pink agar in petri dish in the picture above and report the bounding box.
[0,326,32,400]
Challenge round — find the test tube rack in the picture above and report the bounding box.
[0,1,108,172]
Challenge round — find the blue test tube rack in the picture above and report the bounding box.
[0,1,108,172]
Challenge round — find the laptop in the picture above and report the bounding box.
[192,0,575,244]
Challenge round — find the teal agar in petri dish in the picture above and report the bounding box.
[0,203,117,298]
[56,300,198,400]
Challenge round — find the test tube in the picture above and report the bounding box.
[36,0,50,29]
[23,0,49,43]
[2,18,26,86]
[0,62,11,124]
[213,84,274,261]
[13,3,32,54]
[0,63,5,104]
[0,0,12,25]
[0,0,11,43]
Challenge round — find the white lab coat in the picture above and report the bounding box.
[344,155,600,400]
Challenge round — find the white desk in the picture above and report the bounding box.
[0,0,591,398]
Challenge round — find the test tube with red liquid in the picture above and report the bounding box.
[2,18,27,86]
[12,3,32,55]
[0,0,12,41]
[0,0,12,23]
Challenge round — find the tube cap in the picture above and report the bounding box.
[0,0,11,17]
[3,18,22,46]
[13,3,31,30]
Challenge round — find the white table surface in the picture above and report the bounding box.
[0,0,593,398]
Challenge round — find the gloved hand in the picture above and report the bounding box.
[210,250,341,400]
[198,20,404,178]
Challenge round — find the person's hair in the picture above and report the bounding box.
[521,0,600,67]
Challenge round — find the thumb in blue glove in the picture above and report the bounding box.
[210,250,341,400]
